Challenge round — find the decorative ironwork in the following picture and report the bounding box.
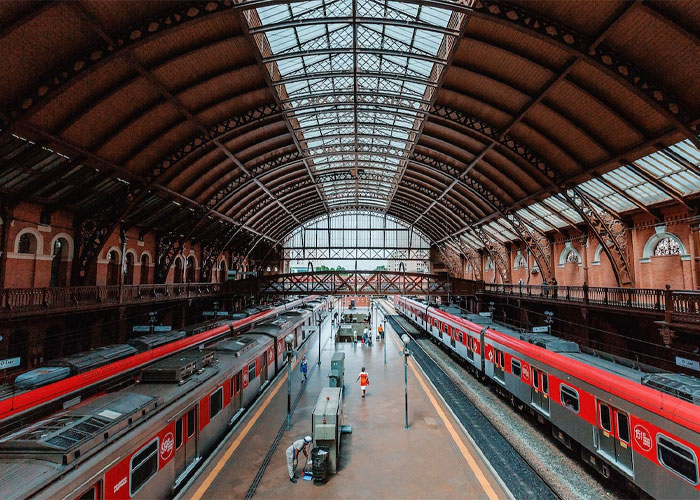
[255,270,463,296]
[471,226,510,283]
[559,187,633,286]
[3,1,238,129]
[153,208,205,284]
[200,224,241,281]
[152,103,282,183]
[71,188,135,285]
[468,0,695,131]
[438,245,463,278]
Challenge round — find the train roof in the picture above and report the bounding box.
[0,331,274,498]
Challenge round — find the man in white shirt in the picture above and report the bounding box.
[286,435,312,483]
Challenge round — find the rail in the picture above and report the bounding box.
[0,283,227,316]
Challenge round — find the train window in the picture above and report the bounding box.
[560,385,579,413]
[176,418,183,449]
[187,408,196,438]
[130,438,159,496]
[599,403,612,432]
[541,372,548,395]
[210,387,223,419]
[511,359,521,377]
[500,352,505,368]
[617,412,629,443]
[657,434,699,485]
[248,361,257,378]
[532,368,540,390]
[76,483,99,500]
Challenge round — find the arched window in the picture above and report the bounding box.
[218,260,227,282]
[124,252,134,285]
[186,256,196,283]
[18,233,37,254]
[173,257,183,284]
[559,244,582,267]
[654,237,681,256]
[50,238,69,287]
[514,253,527,269]
[106,250,120,286]
[140,254,150,284]
[566,250,580,263]
[485,257,494,271]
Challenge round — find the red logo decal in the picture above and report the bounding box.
[522,364,530,382]
[633,425,653,452]
[160,432,174,461]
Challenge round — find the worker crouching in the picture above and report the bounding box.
[286,435,312,483]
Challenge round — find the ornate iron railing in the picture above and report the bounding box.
[0,283,226,316]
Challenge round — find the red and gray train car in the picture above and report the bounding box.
[395,296,700,500]
[0,299,327,499]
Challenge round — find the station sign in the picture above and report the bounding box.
[0,357,20,370]
[203,311,229,317]
[675,356,700,372]
[532,326,549,333]
[132,325,172,332]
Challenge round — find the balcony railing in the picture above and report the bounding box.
[0,283,226,317]
[482,282,700,326]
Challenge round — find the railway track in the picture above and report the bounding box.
[383,310,561,500]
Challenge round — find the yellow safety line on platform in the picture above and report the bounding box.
[190,346,308,500]
[388,321,502,500]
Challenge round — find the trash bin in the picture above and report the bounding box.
[311,446,330,484]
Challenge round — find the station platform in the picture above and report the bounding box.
[182,305,510,500]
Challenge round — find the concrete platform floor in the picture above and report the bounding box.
[183,305,509,500]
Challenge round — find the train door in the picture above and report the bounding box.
[493,348,505,383]
[174,405,199,486]
[450,326,456,349]
[595,402,634,475]
[260,353,268,385]
[530,367,550,414]
[232,372,242,414]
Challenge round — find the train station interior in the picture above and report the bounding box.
[0,1,699,499]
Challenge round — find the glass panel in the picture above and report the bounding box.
[658,435,698,484]
[600,404,611,432]
[617,412,629,443]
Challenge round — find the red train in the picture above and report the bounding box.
[0,298,328,499]
[394,296,700,500]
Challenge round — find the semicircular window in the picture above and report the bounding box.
[654,236,680,256]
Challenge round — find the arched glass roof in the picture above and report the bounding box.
[246,0,464,209]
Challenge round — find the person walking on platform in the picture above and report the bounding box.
[286,435,312,483]
[356,367,370,398]
[300,355,308,383]
[377,323,384,340]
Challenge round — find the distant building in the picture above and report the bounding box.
[387,251,429,273]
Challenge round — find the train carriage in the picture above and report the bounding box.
[0,299,327,500]
[395,296,700,500]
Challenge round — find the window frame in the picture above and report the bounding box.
[560,384,580,413]
[656,434,699,485]
[248,361,257,378]
[129,437,159,497]
[175,417,183,450]
[511,359,522,378]
[599,402,612,432]
[209,386,224,420]
[187,408,196,438]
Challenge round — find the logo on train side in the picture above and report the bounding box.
[633,425,653,452]
[114,477,127,493]
[161,432,174,461]
[522,364,530,382]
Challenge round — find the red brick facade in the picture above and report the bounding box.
[1,201,256,289]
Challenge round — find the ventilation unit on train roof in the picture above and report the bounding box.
[211,337,258,357]
[642,373,700,405]
[141,351,216,384]
[0,392,157,465]
[518,333,580,353]
[56,344,139,372]
[127,331,186,351]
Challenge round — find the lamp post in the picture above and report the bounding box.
[544,310,554,336]
[401,334,411,430]
[383,315,387,365]
[285,333,294,430]
[318,314,322,366]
